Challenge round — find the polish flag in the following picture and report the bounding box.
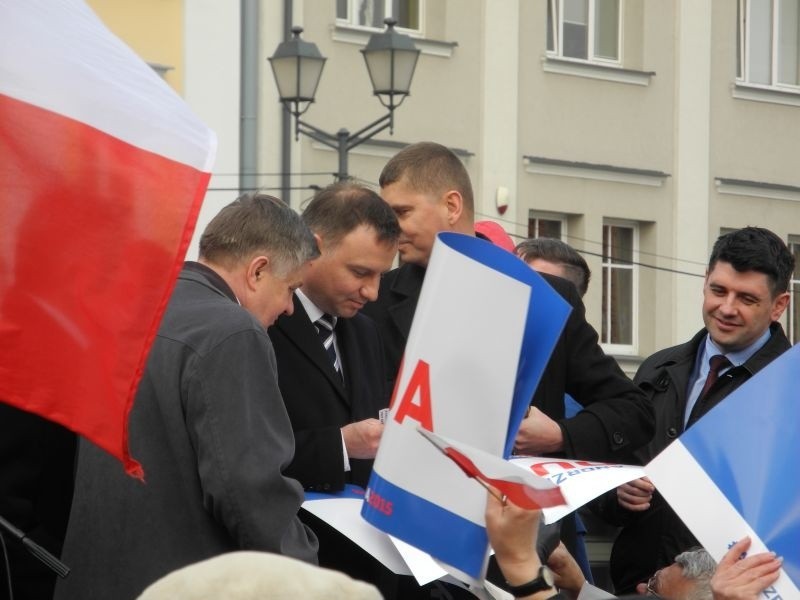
[0,0,216,477]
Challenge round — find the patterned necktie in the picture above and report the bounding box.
[315,314,341,378]
[699,354,731,399]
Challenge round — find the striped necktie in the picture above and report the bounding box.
[315,314,341,378]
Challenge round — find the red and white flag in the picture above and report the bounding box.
[0,0,216,477]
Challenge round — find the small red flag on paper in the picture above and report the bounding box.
[0,0,216,477]
[418,428,567,510]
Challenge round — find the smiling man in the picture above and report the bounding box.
[595,226,794,594]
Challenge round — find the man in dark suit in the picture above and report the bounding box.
[362,142,654,464]
[270,182,399,492]
[268,182,399,594]
[593,227,794,594]
[270,182,399,493]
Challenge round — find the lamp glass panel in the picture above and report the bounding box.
[365,48,418,93]
[364,49,392,92]
[298,56,325,99]
[270,56,299,100]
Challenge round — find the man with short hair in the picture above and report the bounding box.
[363,141,654,463]
[516,237,592,298]
[57,194,320,600]
[597,227,793,594]
[267,181,399,594]
[269,181,400,492]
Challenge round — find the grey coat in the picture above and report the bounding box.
[56,264,317,600]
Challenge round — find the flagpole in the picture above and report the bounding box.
[0,515,70,578]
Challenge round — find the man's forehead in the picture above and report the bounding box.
[707,260,771,288]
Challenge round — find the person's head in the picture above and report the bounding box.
[199,193,319,327]
[300,181,400,318]
[703,227,793,353]
[637,548,716,600]
[515,238,591,297]
[379,142,474,267]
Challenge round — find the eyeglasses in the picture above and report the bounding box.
[645,572,664,598]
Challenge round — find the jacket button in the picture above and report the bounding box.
[612,432,624,445]
[667,427,678,438]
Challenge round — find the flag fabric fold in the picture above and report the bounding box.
[0,0,216,476]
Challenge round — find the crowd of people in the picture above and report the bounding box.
[1,142,791,600]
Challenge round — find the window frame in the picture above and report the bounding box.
[527,212,568,241]
[336,0,424,35]
[600,219,638,355]
[546,0,623,67]
[737,0,800,91]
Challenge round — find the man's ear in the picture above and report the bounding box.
[771,291,790,321]
[247,255,270,289]
[443,190,463,226]
[313,232,324,254]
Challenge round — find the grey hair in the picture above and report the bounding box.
[674,548,717,600]
[199,193,319,275]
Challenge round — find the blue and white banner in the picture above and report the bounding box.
[362,232,571,584]
[647,343,800,599]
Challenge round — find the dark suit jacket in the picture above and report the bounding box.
[0,404,76,600]
[270,295,390,491]
[362,262,654,463]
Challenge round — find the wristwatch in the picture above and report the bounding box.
[506,565,555,598]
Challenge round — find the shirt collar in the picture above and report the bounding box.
[702,326,772,369]
[296,289,337,327]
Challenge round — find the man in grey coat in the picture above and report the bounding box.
[56,194,320,600]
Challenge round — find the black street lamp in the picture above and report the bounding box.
[269,19,420,181]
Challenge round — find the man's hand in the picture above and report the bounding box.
[341,418,383,459]
[546,542,585,599]
[711,537,782,600]
[616,477,655,511]
[513,407,564,455]
[485,491,541,586]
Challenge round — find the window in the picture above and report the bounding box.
[789,236,800,344]
[547,0,621,64]
[601,222,637,352]
[337,0,421,32]
[737,0,800,88]
[528,214,565,239]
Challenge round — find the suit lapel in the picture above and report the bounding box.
[276,296,348,401]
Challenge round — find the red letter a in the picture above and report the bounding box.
[393,359,434,431]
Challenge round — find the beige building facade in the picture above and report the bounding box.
[89,0,800,368]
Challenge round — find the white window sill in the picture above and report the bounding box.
[731,82,800,107]
[542,56,654,86]
[601,344,639,358]
[332,24,457,58]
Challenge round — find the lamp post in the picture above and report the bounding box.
[269,19,420,181]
